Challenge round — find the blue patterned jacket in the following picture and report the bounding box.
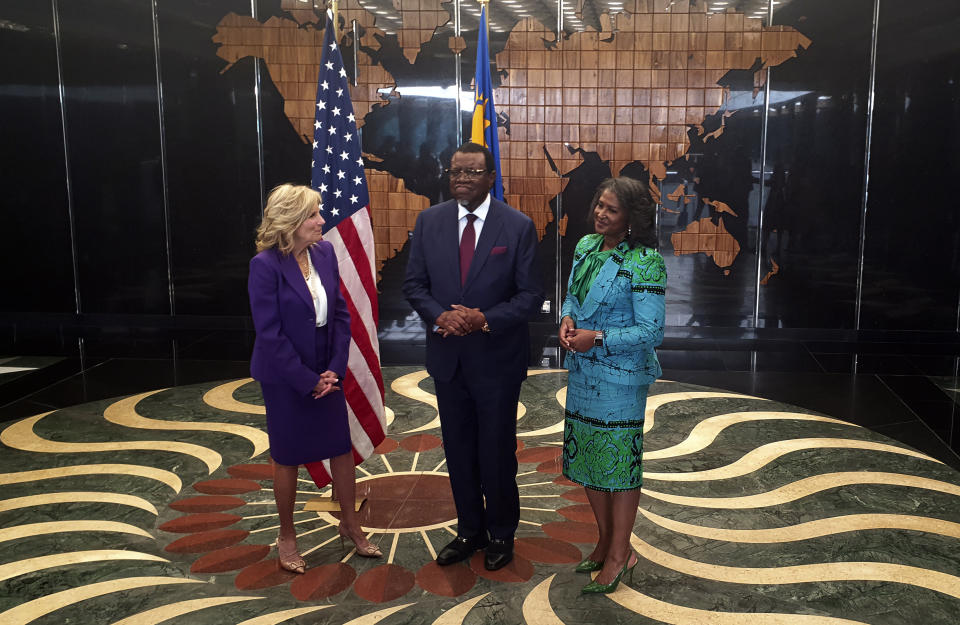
[560,234,666,387]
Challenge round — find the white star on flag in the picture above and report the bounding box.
[306,10,384,491]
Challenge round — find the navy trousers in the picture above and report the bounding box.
[435,366,521,541]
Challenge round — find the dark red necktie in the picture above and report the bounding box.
[459,213,477,286]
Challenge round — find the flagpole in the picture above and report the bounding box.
[330,0,338,40]
[479,0,489,42]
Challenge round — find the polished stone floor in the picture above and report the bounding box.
[1,365,959,624]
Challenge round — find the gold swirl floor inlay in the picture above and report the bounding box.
[0,550,168,583]
[1,412,222,474]
[0,520,152,543]
[607,581,870,624]
[0,491,158,515]
[630,533,960,599]
[109,596,264,625]
[0,577,202,625]
[638,508,960,543]
[0,464,182,492]
[644,471,960,508]
[645,438,940,481]
[202,378,266,414]
[644,411,859,460]
[104,390,269,458]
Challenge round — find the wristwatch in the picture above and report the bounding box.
[481,321,491,333]
[594,331,604,348]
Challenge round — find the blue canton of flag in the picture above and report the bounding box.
[311,18,368,232]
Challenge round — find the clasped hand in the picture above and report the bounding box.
[435,305,485,337]
[559,316,597,353]
[312,370,341,399]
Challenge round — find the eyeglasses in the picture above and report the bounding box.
[444,168,491,179]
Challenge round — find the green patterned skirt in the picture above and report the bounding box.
[562,372,647,492]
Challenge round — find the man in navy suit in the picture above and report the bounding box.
[403,142,543,570]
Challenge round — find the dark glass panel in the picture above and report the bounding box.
[58,0,168,314]
[0,2,74,313]
[756,0,872,329]
[157,0,262,315]
[861,0,960,330]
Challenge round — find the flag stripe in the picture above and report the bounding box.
[337,212,379,325]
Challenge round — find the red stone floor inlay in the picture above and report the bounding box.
[290,563,357,601]
[561,489,589,503]
[542,521,600,544]
[556,504,599,524]
[193,478,262,495]
[553,475,577,487]
[235,559,301,590]
[469,552,535,583]
[374,437,399,454]
[165,529,250,553]
[226,463,273,480]
[344,473,456,530]
[399,433,442,452]
[158,512,242,534]
[353,563,416,603]
[169,495,247,513]
[516,446,562,464]
[415,561,477,597]
[536,457,562,473]
[514,537,583,564]
[191,544,271,573]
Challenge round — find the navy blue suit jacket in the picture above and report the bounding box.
[403,198,544,382]
[248,242,351,396]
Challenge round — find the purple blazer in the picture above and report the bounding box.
[248,241,351,397]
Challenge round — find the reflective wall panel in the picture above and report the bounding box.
[0,2,75,314]
[159,0,262,315]
[860,0,960,330]
[59,0,168,314]
[2,0,960,349]
[756,0,872,328]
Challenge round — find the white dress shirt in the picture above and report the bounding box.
[305,255,328,327]
[458,194,491,248]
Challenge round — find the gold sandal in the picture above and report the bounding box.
[276,535,306,573]
[339,527,382,558]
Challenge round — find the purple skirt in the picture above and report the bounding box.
[260,326,350,465]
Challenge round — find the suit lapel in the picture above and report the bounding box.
[441,201,462,288]
[578,251,623,319]
[279,248,313,309]
[309,245,336,305]
[462,200,503,291]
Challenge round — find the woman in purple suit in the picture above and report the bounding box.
[249,184,381,573]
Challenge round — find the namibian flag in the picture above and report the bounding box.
[470,5,504,200]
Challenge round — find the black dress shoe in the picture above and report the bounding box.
[436,535,487,566]
[484,537,514,571]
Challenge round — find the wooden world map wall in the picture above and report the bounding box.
[213,0,810,275]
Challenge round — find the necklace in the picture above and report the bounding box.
[296,251,310,279]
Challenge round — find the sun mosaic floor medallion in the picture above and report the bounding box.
[1,366,959,624]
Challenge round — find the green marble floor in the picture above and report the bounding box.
[1,367,958,624]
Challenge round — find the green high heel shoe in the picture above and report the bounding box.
[581,554,637,594]
[574,558,603,573]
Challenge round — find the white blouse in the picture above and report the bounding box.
[304,255,328,327]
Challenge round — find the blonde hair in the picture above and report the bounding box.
[255,184,322,254]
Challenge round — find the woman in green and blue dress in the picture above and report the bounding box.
[559,177,666,594]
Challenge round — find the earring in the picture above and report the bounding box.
[627,224,632,238]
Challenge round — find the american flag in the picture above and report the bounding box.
[304,11,386,487]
